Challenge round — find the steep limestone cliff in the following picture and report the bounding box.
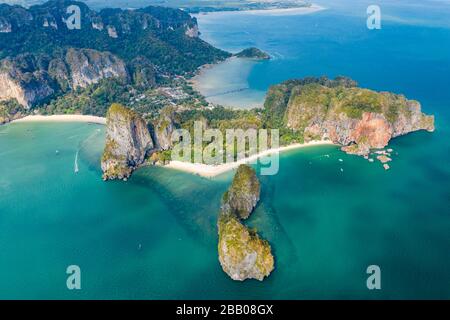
[0,1,230,108]
[218,164,274,281]
[0,55,56,107]
[218,213,274,282]
[222,164,261,220]
[264,77,435,155]
[65,48,128,89]
[152,106,178,151]
[0,1,229,75]
[0,49,128,108]
[185,24,199,38]
[101,103,154,181]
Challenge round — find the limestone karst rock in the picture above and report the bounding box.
[101,103,154,181]
[264,76,435,156]
[217,165,274,281]
[222,164,261,220]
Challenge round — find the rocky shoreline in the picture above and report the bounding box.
[101,104,177,181]
[265,77,435,157]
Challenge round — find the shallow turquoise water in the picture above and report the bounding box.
[1,0,450,299]
[0,122,448,299]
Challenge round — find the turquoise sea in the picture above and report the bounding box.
[1,0,450,299]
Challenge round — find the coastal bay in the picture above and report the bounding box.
[0,0,449,299]
[190,57,266,109]
[2,120,449,299]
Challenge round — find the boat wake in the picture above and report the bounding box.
[74,128,101,174]
[74,150,79,173]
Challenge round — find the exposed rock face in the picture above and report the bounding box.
[0,56,56,107]
[0,1,229,73]
[107,25,118,38]
[0,49,128,108]
[0,1,229,109]
[222,164,261,220]
[265,77,435,156]
[0,17,11,32]
[152,106,178,151]
[91,16,104,30]
[101,103,154,181]
[218,164,274,282]
[65,48,128,89]
[47,58,70,91]
[218,214,274,282]
[185,24,199,38]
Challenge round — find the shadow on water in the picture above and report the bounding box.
[75,124,332,265]
[128,167,227,245]
[111,162,301,265]
[249,174,299,268]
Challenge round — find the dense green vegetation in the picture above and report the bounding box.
[223,164,260,219]
[259,75,434,146]
[42,78,131,116]
[41,76,208,118]
[0,99,26,124]
[0,1,230,113]
[338,89,384,119]
[179,106,261,131]
[0,1,229,75]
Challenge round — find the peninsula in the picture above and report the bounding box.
[99,76,434,180]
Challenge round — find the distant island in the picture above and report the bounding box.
[234,47,271,60]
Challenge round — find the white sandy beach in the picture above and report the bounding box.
[12,114,106,125]
[165,140,334,178]
[10,115,334,177]
[193,4,325,17]
[242,4,325,16]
